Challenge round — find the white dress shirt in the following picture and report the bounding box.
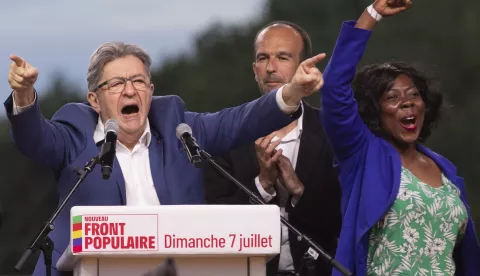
[254,104,304,272]
[12,87,299,207]
[93,118,160,206]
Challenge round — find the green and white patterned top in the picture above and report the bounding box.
[367,167,468,276]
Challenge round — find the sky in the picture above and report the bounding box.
[0,0,264,113]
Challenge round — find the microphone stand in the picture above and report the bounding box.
[199,150,353,276]
[15,155,100,276]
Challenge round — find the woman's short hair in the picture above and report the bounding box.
[352,61,444,142]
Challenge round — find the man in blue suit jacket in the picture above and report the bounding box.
[5,42,327,275]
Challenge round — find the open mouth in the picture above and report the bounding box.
[121,104,139,115]
[400,116,417,130]
[265,79,283,85]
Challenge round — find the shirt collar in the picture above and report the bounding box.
[93,117,151,147]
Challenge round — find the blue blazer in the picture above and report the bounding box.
[321,21,480,276]
[4,90,296,276]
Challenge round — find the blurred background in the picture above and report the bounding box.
[0,0,479,274]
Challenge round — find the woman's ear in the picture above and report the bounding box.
[87,92,101,113]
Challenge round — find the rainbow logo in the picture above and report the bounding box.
[72,215,83,253]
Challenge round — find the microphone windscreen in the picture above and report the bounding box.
[175,123,192,139]
[105,119,120,135]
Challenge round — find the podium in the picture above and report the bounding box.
[57,205,281,276]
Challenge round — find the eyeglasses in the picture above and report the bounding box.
[95,75,151,94]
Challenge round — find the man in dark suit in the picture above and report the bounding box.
[204,22,342,276]
[5,40,326,275]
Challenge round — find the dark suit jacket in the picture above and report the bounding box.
[204,103,342,276]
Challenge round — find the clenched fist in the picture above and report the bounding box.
[355,0,412,31]
[282,53,326,106]
[373,0,413,17]
[8,54,38,106]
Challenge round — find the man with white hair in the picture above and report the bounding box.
[5,41,326,276]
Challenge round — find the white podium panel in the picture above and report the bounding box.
[72,256,266,276]
[57,205,281,276]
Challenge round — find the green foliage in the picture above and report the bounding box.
[151,22,264,112]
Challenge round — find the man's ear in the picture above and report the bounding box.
[150,83,154,96]
[87,92,101,113]
[252,62,259,82]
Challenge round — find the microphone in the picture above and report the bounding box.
[99,119,119,179]
[175,123,203,168]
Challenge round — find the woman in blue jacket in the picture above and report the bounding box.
[321,0,480,275]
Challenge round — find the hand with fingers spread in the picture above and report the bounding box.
[255,132,283,194]
[282,53,327,107]
[277,155,304,200]
[8,54,38,107]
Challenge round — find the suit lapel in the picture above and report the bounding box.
[96,142,127,204]
[112,157,127,204]
[149,134,171,205]
[247,143,259,171]
[295,104,323,180]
